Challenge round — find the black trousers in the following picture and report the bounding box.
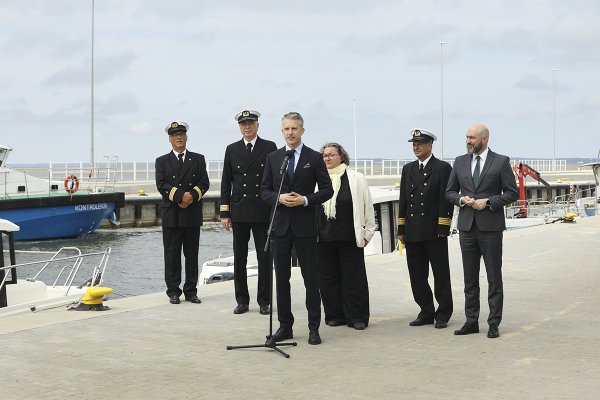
[162,226,200,297]
[459,221,504,326]
[317,240,370,326]
[232,221,271,306]
[405,237,453,323]
[273,229,321,331]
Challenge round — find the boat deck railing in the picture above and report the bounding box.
[0,247,111,298]
[505,187,598,219]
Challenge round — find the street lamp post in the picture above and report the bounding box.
[353,99,357,165]
[552,68,558,171]
[440,41,445,160]
[90,0,95,168]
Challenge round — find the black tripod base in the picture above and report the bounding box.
[227,339,297,358]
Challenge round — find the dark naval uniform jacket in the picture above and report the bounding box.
[220,137,277,222]
[398,156,454,241]
[155,150,210,227]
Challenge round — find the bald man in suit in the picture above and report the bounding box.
[446,124,518,339]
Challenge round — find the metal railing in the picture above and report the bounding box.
[0,247,111,297]
[10,158,571,182]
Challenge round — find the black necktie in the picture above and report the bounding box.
[178,153,184,171]
[419,163,424,172]
[287,151,295,180]
[473,156,481,187]
[246,142,253,157]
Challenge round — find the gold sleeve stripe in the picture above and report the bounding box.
[194,186,203,200]
[438,217,452,226]
[220,204,230,211]
[168,187,178,202]
[397,218,406,225]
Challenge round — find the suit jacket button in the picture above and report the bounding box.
[410,213,413,217]
[243,184,246,186]
[244,173,247,176]
[256,194,259,197]
[410,194,413,197]
[261,164,264,166]
[421,203,424,205]
[172,176,175,179]
[243,194,247,197]
[179,184,182,187]
[256,184,259,187]
[256,173,260,176]
[424,183,427,186]
[421,213,424,216]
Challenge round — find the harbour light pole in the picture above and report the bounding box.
[353,99,357,165]
[440,41,445,160]
[552,68,558,171]
[91,0,95,168]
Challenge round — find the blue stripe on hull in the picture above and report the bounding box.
[0,203,116,240]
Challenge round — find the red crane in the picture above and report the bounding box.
[513,162,551,218]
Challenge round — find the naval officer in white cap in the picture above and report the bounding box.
[155,120,210,304]
[397,129,454,329]
[220,110,277,315]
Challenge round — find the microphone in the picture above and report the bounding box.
[279,149,295,175]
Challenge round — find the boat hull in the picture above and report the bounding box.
[0,192,125,240]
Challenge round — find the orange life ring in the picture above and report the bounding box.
[64,174,79,193]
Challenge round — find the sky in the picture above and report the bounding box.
[1,0,599,164]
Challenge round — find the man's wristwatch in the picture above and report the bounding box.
[486,199,491,208]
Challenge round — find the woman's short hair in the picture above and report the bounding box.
[321,142,350,165]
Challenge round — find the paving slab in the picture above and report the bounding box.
[1,217,599,399]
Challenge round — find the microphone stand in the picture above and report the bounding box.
[227,155,297,358]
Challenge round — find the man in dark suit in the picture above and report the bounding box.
[446,124,518,338]
[155,121,210,304]
[261,111,333,345]
[220,109,277,315]
[398,129,454,329]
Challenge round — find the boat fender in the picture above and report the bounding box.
[64,174,80,194]
[70,286,113,311]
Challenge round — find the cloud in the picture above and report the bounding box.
[129,121,154,135]
[515,74,549,91]
[42,53,136,86]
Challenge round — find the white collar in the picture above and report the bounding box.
[286,143,303,154]
[243,136,257,147]
[419,154,433,168]
[473,147,489,162]
[172,149,186,158]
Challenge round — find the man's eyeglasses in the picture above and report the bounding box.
[322,153,339,159]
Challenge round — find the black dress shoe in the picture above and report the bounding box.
[259,305,270,315]
[326,319,346,327]
[454,322,479,335]
[268,327,293,342]
[184,295,202,304]
[308,330,322,345]
[233,304,249,314]
[487,324,500,338]
[169,295,180,304]
[435,320,448,329]
[409,317,434,326]
[353,322,366,330]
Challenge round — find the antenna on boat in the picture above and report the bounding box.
[90,0,95,170]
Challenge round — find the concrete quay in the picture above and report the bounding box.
[1,217,599,399]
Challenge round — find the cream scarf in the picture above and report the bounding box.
[322,163,348,219]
